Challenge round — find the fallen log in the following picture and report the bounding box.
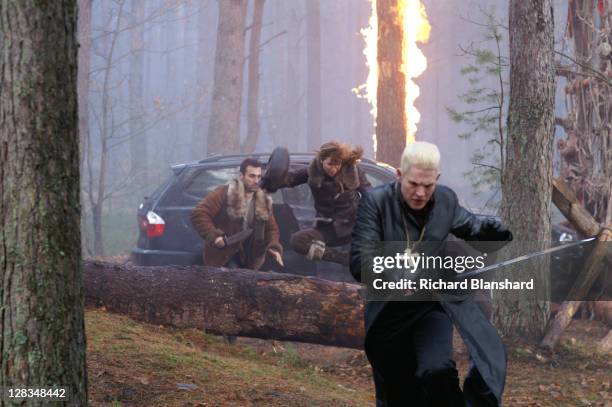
[540,227,610,350]
[540,178,611,350]
[83,261,365,349]
[551,178,600,237]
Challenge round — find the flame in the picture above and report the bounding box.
[354,0,378,153]
[356,0,430,151]
[401,0,430,144]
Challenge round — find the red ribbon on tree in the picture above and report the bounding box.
[599,0,604,16]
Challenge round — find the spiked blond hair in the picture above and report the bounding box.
[400,141,440,174]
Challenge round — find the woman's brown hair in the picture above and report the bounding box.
[317,141,364,166]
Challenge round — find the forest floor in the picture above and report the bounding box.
[85,307,611,407]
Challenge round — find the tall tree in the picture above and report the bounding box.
[286,3,303,151]
[306,0,321,150]
[493,0,555,338]
[129,0,147,193]
[556,0,611,224]
[78,0,92,172]
[376,0,406,167]
[242,0,266,153]
[207,0,248,154]
[0,0,87,402]
[191,1,214,159]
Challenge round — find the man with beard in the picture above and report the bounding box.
[191,158,283,270]
[273,141,371,267]
[350,141,512,406]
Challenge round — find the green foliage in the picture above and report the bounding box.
[446,8,508,212]
[275,343,309,370]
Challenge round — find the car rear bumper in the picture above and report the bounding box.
[131,247,201,266]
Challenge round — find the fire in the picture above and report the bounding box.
[401,0,431,144]
[356,0,430,151]
[355,0,379,153]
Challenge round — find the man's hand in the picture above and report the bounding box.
[268,249,284,266]
[214,236,226,248]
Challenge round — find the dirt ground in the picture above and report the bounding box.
[86,308,611,406]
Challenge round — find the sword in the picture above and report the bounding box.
[312,217,334,228]
[456,237,596,279]
[223,228,253,246]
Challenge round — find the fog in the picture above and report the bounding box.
[81,0,570,256]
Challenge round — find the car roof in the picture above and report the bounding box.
[170,152,393,175]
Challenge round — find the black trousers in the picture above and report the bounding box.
[365,303,497,406]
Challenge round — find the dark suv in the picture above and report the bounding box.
[131,153,581,283]
[131,153,397,281]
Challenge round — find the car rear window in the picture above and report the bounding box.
[158,166,240,207]
[363,167,392,187]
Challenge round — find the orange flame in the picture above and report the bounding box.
[401,0,430,144]
[355,0,430,151]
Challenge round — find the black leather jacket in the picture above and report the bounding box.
[350,181,512,405]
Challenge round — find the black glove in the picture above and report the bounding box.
[481,218,513,242]
[260,147,290,193]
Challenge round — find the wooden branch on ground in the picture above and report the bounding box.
[540,178,611,350]
[551,178,601,236]
[83,261,365,349]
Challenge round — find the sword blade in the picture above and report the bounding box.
[456,237,596,279]
[224,228,253,246]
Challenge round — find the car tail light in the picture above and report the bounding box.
[138,210,166,239]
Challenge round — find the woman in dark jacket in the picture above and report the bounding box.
[282,141,371,266]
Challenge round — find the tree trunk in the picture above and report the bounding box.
[0,1,87,403]
[129,0,147,193]
[556,0,611,224]
[242,0,266,153]
[92,202,104,257]
[306,0,321,150]
[552,178,601,236]
[375,0,406,168]
[207,0,248,154]
[286,4,302,151]
[83,261,364,349]
[493,0,555,339]
[350,0,367,154]
[163,6,180,164]
[191,2,214,159]
[77,0,92,172]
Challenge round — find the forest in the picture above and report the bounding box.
[0,0,610,405]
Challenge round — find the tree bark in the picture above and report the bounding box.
[77,0,92,173]
[375,0,406,168]
[242,0,266,153]
[306,0,321,150]
[0,1,87,403]
[83,261,364,349]
[286,3,302,151]
[557,0,611,223]
[129,0,147,193]
[191,2,214,159]
[552,178,601,236]
[207,0,248,154]
[494,0,555,339]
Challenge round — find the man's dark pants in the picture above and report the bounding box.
[365,303,497,406]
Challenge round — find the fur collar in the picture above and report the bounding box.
[307,158,360,190]
[226,178,273,221]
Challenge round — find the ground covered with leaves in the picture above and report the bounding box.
[86,308,610,406]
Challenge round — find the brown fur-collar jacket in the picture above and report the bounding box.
[283,157,371,237]
[191,178,282,270]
